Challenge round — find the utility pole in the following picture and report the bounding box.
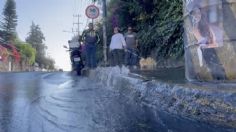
[102,0,107,66]
[73,15,83,36]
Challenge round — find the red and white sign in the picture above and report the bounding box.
[85,5,100,19]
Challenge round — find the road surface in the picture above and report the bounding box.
[0,72,235,132]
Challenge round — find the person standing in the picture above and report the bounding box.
[124,26,139,68]
[109,27,126,67]
[81,23,100,68]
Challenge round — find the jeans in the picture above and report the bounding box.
[85,43,96,68]
[109,49,124,67]
[125,48,138,66]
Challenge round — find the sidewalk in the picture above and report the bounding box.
[130,66,185,83]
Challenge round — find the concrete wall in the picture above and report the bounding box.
[0,60,32,72]
[88,67,236,128]
[0,61,9,71]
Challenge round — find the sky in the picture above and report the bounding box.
[0,0,94,71]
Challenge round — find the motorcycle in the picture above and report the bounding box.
[64,40,84,75]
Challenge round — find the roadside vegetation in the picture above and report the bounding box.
[96,0,183,63]
[0,0,55,71]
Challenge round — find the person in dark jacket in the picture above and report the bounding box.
[81,23,100,68]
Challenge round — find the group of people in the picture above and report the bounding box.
[109,26,138,68]
[80,23,139,69]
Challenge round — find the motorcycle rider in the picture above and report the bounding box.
[68,39,84,74]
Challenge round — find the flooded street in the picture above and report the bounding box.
[0,71,235,132]
[0,72,147,132]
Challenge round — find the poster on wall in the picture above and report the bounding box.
[183,0,231,81]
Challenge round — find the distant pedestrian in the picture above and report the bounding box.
[124,26,139,68]
[109,27,126,67]
[81,23,100,69]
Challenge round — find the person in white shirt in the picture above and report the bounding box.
[109,27,126,67]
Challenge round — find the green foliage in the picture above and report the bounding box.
[0,1,55,70]
[26,22,45,46]
[106,0,184,60]
[25,22,55,69]
[14,38,36,65]
[25,22,48,67]
[0,0,17,43]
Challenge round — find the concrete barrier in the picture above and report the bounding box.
[88,67,236,128]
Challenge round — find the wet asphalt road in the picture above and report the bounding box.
[0,72,135,132]
[0,72,236,132]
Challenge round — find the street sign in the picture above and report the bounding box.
[85,5,100,19]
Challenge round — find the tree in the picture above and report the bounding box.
[43,57,55,70]
[25,22,47,67]
[14,38,36,65]
[25,22,55,70]
[0,0,17,43]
